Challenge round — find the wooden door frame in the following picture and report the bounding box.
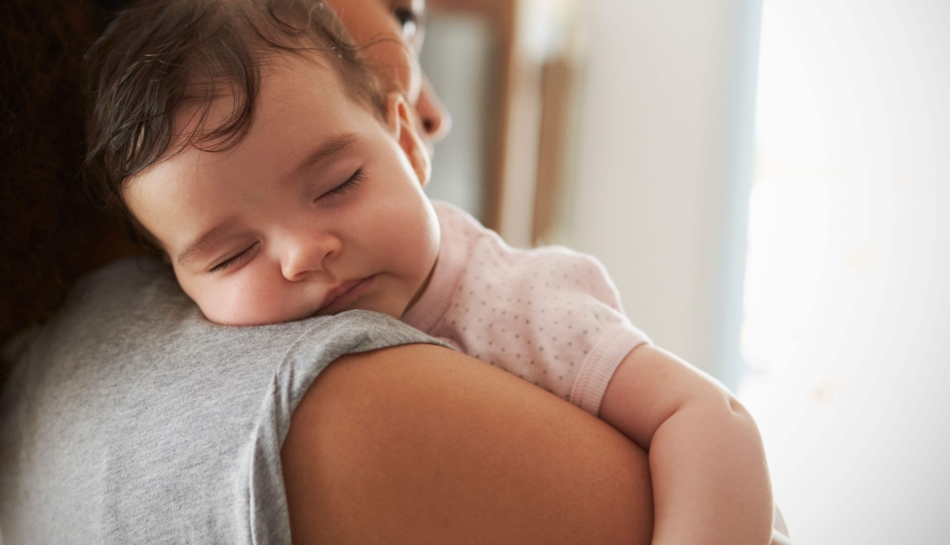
[428,0,516,233]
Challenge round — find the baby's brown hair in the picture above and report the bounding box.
[83,0,386,240]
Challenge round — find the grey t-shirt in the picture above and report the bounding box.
[0,258,444,544]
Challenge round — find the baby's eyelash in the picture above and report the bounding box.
[210,242,259,274]
[318,169,365,201]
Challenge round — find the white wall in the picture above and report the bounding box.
[738,1,950,543]
[566,0,762,386]
[420,13,493,221]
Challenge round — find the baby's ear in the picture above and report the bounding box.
[385,93,431,187]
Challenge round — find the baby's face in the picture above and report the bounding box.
[124,55,440,325]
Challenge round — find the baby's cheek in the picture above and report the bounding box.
[394,200,438,261]
[187,277,271,326]
[217,278,292,326]
[176,274,222,323]
[194,283,249,326]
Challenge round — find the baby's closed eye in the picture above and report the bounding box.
[210,242,260,274]
[317,169,365,202]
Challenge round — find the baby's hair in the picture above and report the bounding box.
[82,0,386,236]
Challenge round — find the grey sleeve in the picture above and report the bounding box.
[0,258,447,545]
[242,311,448,544]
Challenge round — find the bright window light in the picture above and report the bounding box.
[738,1,950,543]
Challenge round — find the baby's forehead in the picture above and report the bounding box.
[129,55,352,190]
[156,57,375,186]
[171,51,343,145]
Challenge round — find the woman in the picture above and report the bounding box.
[0,0,655,543]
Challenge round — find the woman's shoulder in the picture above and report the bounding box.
[71,256,182,308]
[0,257,443,544]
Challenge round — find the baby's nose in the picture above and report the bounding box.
[280,232,341,281]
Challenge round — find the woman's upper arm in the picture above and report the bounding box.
[281,344,654,545]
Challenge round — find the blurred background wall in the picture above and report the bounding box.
[565,0,762,391]
[421,0,950,543]
[423,0,762,387]
[736,1,950,544]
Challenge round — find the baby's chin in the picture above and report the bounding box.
[198,303,318,327]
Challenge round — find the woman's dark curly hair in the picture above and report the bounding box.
[1,0,138,357]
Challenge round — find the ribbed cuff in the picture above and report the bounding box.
[569,321,651,416]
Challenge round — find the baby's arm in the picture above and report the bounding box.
[599,344,773,545]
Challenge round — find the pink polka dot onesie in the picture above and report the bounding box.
[402,201,652,416]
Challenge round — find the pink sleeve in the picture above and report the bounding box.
[431,238,651,416]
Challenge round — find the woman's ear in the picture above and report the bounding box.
[385,93,431,187]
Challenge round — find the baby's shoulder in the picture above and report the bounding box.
[435,211,622,313]
[432,200,608,272]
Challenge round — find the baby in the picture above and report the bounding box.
[85,1,776,544]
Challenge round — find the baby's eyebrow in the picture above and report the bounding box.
[177,218,240,266]
[290,133,360,179]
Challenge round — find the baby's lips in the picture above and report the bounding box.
[316,276,376,314]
